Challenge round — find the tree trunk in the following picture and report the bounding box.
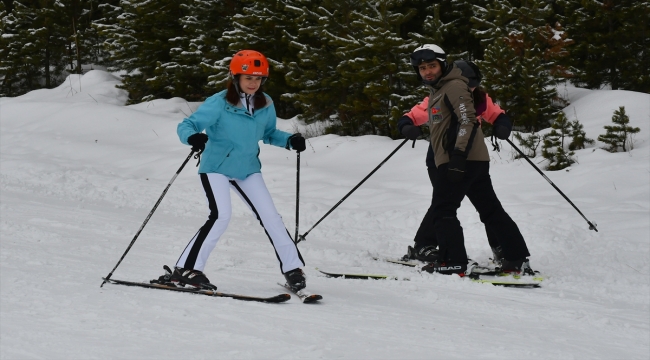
[45,44,51,88]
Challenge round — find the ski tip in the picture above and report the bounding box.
[302,294,323,303]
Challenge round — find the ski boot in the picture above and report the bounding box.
[283,268,306,292]
[421,260,467,276]
[401,245,440,262]
[500,258,537,276]
[400,246,417,261]
[489,246,505,268]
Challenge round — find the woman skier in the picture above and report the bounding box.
[158,50,308,291]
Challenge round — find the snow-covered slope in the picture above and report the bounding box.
[1,71,648,359]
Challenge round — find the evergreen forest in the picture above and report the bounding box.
[1,0,648,138]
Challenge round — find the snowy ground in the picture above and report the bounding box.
[1,71,649,359]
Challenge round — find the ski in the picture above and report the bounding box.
[374,257,501,275]
[467,268,544,279]
[316,270,542,288]
[278,283,322,303]
[317,268,401,280]
[372,257,419,267]
[466,262,545,282]
[102,277,291,303]
[467,275,541,288]
[373,257,544,281]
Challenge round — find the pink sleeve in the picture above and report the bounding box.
[404,97,430,126]
[477,94,505,125]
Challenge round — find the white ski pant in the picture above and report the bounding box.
[176,172,304,273]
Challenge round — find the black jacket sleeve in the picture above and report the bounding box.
[397,115,415,133]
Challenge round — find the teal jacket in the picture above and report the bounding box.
[177,90,293,179]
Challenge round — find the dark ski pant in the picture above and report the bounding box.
[414,166,500,250]
[429,161,530,264]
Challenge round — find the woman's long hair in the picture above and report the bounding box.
[225,77,267,109]
[472,86,487,107]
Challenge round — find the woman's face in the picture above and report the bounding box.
[239,75,263,95]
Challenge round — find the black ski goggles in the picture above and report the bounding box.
[410,50,445,67]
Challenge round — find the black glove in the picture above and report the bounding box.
[187,133,208,152]
[447,151,466,183]
[288,133,306,152]
[493,113,512,140]
[401,125,421,140]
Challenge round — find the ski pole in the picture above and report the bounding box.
[297,138,410,243]
[507,138,598,232]
[101,149,197,287]
[294,151,300,244]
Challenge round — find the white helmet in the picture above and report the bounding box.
[410,44,447,84]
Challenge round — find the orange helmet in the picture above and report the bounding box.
[229,50,269,77]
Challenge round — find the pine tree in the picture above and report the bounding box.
[66,0,119,73]
[221,0,300,118]
[91,0,121,69]
[282,0,421,137]
[145,0,241,102]
[32,1,71,87]
[542,111,575,170]
[616,2,650,93]
[281,0,342,125]
[2,0,14,12]
[568,118,593,150]
[80,0,114,67]
[61,0,83,75]
[91,0,122,66]
[445,0,490,60]
[471,0,572,132]
[325,0,418,137]
[559,0,650,93]
[96,0,186,103]
[408,2,447,47]
[597,106,641,152]
[408,0,489,61]
[512,132,541,158]
[394,0,429,41]
[0,1,37,96]
[189,0,241,95]
[0,0,71,95]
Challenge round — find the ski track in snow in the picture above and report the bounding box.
[1,71,649,359]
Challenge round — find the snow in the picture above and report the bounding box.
[1,70,649,359]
